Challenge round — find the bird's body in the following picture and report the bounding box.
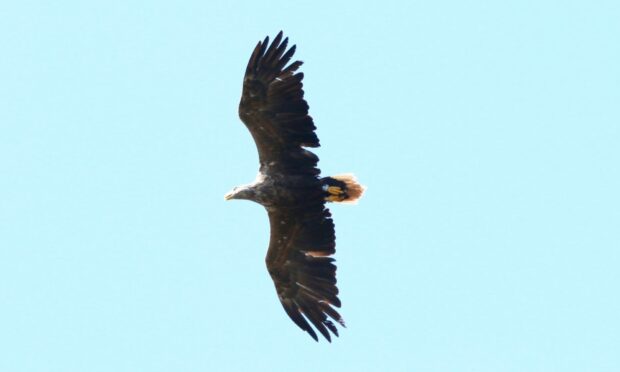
[225,32,364,342]
[231,171,321,209]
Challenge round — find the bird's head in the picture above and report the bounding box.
[224,185,255,201]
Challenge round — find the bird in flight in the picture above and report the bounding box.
[224,32,365,342]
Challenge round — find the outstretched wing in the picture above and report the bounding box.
[266,204,345,342]
[239,31,320,176]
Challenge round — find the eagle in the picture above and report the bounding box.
[224,32,365,342]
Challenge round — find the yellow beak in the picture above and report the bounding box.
[224,192,234,200]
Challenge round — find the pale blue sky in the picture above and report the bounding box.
[1,1,619,371]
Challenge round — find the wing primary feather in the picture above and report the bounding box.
[324,320,339,337]
[253,36,269,71]
[281,60,303,77]
[263,32,286,65]
[281,302,318,341]
[245,41,262,75]
[321,303,345,327]
[275,44,296,71]
[299,300,332,342]
[296,281,340,307]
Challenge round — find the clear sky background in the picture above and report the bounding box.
[1,1,618,371]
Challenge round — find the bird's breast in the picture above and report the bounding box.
[253,175,321,208]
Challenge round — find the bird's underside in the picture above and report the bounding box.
[225,31,364,342]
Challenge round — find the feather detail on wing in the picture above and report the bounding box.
[239,31,320,176]
[265,204,344,342]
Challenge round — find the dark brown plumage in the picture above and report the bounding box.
[225,32,364,342]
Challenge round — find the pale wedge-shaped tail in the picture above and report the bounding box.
[321,174,366,203]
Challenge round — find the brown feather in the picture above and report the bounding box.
[235,33,353,342]
[239,32,319,176]
[265,205,343,341]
